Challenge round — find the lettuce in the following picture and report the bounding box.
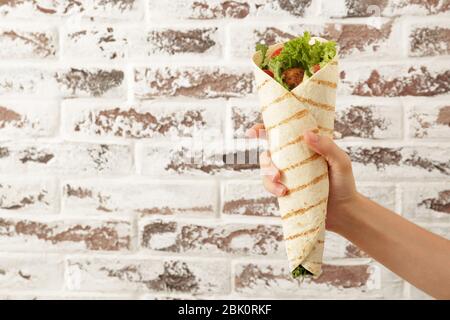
[271,31,336,77]
[255,43,269,69]
[256,32,337,89]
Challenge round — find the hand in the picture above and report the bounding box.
[246,124,358,232]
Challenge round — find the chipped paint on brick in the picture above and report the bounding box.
[335,106,388,139]
[141,220,283,256]
[134,67,254,99]
[55,68,124,97]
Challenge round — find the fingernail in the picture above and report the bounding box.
[306,130,319,144]
[275,185,286,196]
[270,170,280,182]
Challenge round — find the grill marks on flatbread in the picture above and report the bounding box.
[281,153,321,172]
[284,225,320,241]
[309,78,337,89]
[261,92,291,113]
[270,128,319,154]
[266,109,308,131]
[282,197,327,220]
[294,95,335,112]
[318,125,334,135]
[286,172,328,195]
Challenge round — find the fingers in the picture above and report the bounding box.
[304,130,352,172]
[259,151,287,196]
[245,123,266,139]
[263,176,287,197]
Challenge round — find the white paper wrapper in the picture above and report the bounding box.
[252,38,339,277]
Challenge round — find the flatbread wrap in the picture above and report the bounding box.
[252,32,339,278]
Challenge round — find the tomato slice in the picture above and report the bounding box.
[271,47,283,58]
[313,64,320,73]
[263,69,274,77]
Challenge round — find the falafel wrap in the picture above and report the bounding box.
[252,32,339,278]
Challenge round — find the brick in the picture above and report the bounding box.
[66,256,230,295]
[321,0,390,18]
[335,101,402,140]
[62,179,217,217]
[387,0,450,16]
[409,24,450,57]
[227,102,262,139]
[408,103,450,139]
[134,66,254,100]
[339,63,450,97]
[62,100,222,140]
[0,27,57,59]
[55,68,125,98]
[0,68,56,97]
[0,254,64,290]
[233,261,380,298]
[0,178,57,214]
[401,183,450,223]
[131,27,222,58]
[0,0,143,19]
[0,68,125,98]
[222,180,278,217]
[322,0,450,18]
[139,139,261,177]
[230,21,398,59]
[0,100,58,140]
[0,142,132,176]
[147,0,317,20]
[0,217,131,251]
[344,145,450,180]
[139,218,284,257]
[63,26,129,61]
[89,0,144,19]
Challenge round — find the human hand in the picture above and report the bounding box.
[246,124,358,231]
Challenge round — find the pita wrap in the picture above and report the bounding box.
[252,36,339,277]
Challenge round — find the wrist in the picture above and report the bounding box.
[327,192,366,235]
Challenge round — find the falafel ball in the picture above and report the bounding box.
[282,67,304,89]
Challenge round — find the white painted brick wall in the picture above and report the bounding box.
[0,0,448,300]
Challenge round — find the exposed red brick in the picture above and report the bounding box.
[0,218,130,251]
[73,107,207,138]
[18,147,54,164]
[190,1,250,19]
[325,22,393,56]
[141,220,283,255]
[342,0,389,17]
[222,197,278,216]
[55,68,124,97]
[0,30,56,58]
[275,0,313,16]
[147,28,217,54]
[437,106,450,126]
[0,106,21,127]
[335,106,387,139]
[410,27,450,56]
[418,190,450,214]
[347,146,450,174]
[235,263,371,289]
[135,67,253,99]
[348,67,450,97]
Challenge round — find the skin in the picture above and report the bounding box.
[247,124,450,299]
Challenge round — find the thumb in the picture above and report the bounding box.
[304,130,351,171]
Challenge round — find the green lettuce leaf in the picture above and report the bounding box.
[255,32,337,89]
[255,43,269,69]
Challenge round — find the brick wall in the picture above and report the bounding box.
[0,0,448,300]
